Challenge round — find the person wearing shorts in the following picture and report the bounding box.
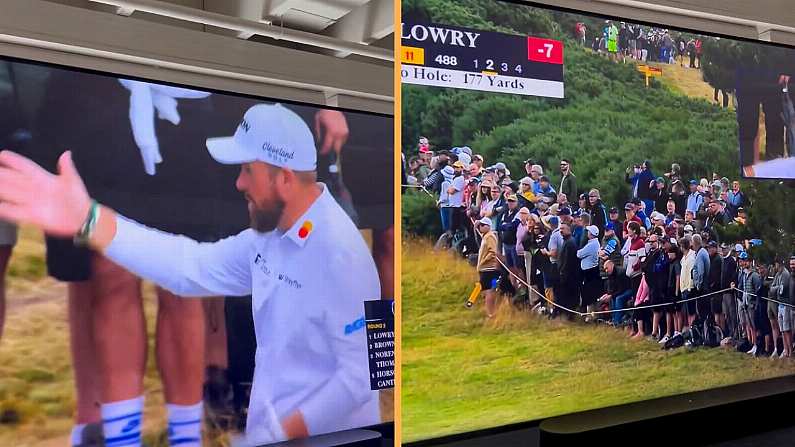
[777,303,792,356]
[477,217,502,318]
[26,71,257,446]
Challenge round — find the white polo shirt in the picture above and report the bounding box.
[105,184,381,445]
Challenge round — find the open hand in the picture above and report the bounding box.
[0,150,91,237]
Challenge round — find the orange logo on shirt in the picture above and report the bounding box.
[298,220,313,239]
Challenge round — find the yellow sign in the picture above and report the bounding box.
[636,64,662,87]
[401,46,425,65]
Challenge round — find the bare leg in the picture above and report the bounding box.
[484,290,496,318]
[770,318,780,354]
[652,311,661,337]
[69,281,102,424]
[156,288,205,404]
[92,254,146,402]
[666,313,674,336]
[784,331,792,356]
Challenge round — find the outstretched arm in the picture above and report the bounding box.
[0,150,252,297]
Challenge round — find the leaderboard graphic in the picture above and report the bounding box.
[400,21,564,97]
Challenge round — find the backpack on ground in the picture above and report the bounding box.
[663,332,685,350]
[684,323,703,347]
[702,319,724,348]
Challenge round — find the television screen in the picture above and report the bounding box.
[0,55,393,446]
[401,0,795,443]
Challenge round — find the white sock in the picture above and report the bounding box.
[71,423,87,446]
[102,396,144,447]
[167,401,203,447]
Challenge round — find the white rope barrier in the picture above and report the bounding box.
[462,216,795,317]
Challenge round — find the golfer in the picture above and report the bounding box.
[0,103,381,446]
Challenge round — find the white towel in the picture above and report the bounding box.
[118,79,211,175]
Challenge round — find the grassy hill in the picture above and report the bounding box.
[401,239,795,442]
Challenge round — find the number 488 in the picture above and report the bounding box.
[434,55,458,66]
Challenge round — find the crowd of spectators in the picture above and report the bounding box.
[404,137,795,356]
[579,20,702,67]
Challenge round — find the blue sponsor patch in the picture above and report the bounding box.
[345,316,366,335]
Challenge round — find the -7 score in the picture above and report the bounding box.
[432,55,524,74]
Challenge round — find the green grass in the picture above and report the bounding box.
[401,238,795,442]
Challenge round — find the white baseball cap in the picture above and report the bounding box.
[477,217,492,227]
[206,103,317,171]
[587,225,599,237]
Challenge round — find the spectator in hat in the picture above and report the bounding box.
[437,165,455,236]
[578,225,602,317]
[475,217,503,318]
[686,179,703,215]
[734,251,761,355]
[600,222,623,266]
[622,202,643,241]
[540,215,563,317]
[518,177,537,209]
[559,159,577,201]
[498,194,523,292]
[446,161,467,234]
[472,154,484,170]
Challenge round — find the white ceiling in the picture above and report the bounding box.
[42,0,394,60]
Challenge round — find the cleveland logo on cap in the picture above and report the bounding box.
[262,142,295,163]
[239,119,251,132]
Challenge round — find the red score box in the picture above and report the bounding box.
[527,37,563,64]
